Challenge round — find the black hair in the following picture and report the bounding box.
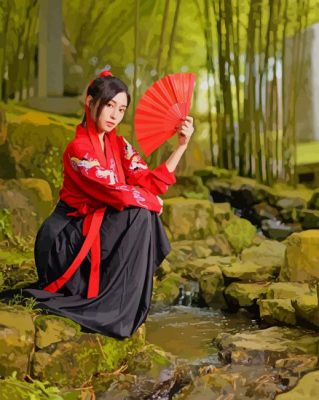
[82,75,131,130]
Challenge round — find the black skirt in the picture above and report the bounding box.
[0,200,171,340]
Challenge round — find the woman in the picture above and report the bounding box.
[1,70,194,339]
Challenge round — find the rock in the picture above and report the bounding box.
[280,230,319,282]
[276,197,307,210]
[164,176,209,200]
[220,260,279,282]
[154,259,172,279]
[211,202,232,222]
[152,272,186,306]
[173,255,233,280]
[224,282,271,308]
[292,293,319,328]
[261,219,300,241]
[0,303,35,378]
[264,282,312,300]
[275,354,318,375]
[215,326,319,366]
[308,188,319,209]
[223,217,256,253]
[275,370,319,399]
[241,240,286,269]
[126,343,176,380]
[31,325,146,386]
[198,264,225,308]
[4,115,73,198]
[301,209,319,229]
[34,315,81,349]
[258,299,296,325]
[162,197,217,241]
[0,178,53,237]
[0,250,37,290]
[253,201,279,220]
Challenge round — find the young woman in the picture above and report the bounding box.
[1,70,194,339]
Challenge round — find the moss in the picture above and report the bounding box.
[224,218,256,254]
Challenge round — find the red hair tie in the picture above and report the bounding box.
[86,69,113,96]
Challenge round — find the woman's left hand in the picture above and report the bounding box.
[175,116,194,147]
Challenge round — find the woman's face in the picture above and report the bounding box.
[86,91,128,133]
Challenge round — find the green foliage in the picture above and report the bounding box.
[0,371,67,400]
[0,208,12,240]
[40,145,63,194]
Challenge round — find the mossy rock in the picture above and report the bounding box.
[280,230,319,282]
[162,197,217,241]
[276,370,319,399]
[258,299,296,325]
[223,217,256,254]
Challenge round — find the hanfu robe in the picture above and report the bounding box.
[0,123,176,339]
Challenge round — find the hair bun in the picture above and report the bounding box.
[99,69,113,78]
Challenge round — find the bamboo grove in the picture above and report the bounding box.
[1,0,318,186]
[197,0,313,186]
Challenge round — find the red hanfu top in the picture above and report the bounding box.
[43,104,176,298]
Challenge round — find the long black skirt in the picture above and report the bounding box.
[0,200,171,340]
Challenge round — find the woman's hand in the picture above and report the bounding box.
[175,116,194,147]
[156,195,163,216]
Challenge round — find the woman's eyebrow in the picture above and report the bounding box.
[110,99,127,107]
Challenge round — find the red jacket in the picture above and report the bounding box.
[43,122,176,298]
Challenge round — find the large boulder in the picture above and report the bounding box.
[0,178,53,237]
[241,240,286,269]
[280,230,319,282]
[161,197,217,241]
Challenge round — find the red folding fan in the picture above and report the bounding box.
[134,72,196,156]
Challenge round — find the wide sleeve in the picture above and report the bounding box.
[119,136,177,196]
[63,143,162,212]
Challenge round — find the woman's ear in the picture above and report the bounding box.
[86,95,93,108]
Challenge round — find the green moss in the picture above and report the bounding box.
[224,218,256,254]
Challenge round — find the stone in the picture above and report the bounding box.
[264,282,312,300]
[275,355,318,375]
[308,188,319,209]
[215,326,319,366]
[0,178,53,237]
[34,315,81,349]
[152,272,186,306]
[292,293,319,328]
[301,209,319,229]
[161,197,217,241]
[280,230,319,282]
[241,240,286,268]
[276,370,319,399]
[258,299,296,325]
[31,325,146,386]
[198,264,225,308]
[223,217,256,253]
[164,175,209,200]
[224,282,271,308]
[261,219,299,241]
[0,303,35,378]
[220,260,279,282]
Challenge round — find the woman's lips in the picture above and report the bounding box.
[106,122,115,127]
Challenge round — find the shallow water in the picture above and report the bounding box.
[145,305,258,365]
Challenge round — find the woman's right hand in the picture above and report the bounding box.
[156,195,163,216]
